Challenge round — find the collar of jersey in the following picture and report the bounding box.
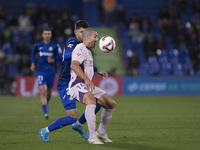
[74,36,80,43]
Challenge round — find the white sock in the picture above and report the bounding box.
[45,127,50,132]
[97,108,114,135]
[85,104,96,139]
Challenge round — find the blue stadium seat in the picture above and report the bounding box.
[7,63,18,79]
[138,63,148,75]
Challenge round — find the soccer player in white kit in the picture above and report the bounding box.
[68,28,116,144]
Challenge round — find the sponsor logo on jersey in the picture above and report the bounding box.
[69,96,73,100]
[68,44,73,48]
[77,52,81,57]
[39,52,53,57]
[49,46,53,51]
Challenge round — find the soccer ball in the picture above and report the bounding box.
[99,36,115,53]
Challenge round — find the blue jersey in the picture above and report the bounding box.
[31,41,62,75]
[58,37,98,84]
[58,37,80,84]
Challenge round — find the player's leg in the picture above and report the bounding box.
[46,73,55,112]
[96,93,116,142]
[72,105,101,136]
[39,108,77,142]
[46,87,52,112]
[81,92,102,144]
[69,83,103,144]
[39,98,78,142]
[39,84,49,119]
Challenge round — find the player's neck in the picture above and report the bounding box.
[43,40,50,44]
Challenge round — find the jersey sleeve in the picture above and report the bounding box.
[54,43,62,62]
[64,40,76,51]
[71,46,85,64]
[31,43,38,63]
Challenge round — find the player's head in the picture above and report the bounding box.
[42,28,52,43]
[74,20,89,42]
[82,28,98,48]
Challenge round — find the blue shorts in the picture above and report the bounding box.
[57,82,76,111]
[37,73,55,89]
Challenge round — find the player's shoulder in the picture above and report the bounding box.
[65,37,79,50]
[74,43,87,51]
[33,42,43,48]
[50,41,59,46]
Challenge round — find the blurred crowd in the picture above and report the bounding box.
[0,3,76,95]
[113,0,200,76]
[0,0,200,95]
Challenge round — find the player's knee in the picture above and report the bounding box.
[109,100,116,109]
[83,93,96,105]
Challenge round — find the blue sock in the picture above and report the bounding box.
[78,105,101,124]
[46,98,50,104]
[48,116,77,132]
[42,105,48,114]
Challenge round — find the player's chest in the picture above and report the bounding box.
[38,45,55,57]
[84,51,93,66]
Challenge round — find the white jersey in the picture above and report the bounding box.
[69,43,94,88]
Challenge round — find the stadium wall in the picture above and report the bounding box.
[16,76,200,96]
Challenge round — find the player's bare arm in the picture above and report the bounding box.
[47,56,55,63]
[96,70,108,79]
[30,63,35,71]
[71,60,95,91]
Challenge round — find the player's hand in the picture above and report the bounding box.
[30,63,35,71]
[97,70,108,80]
[47,57,55,63]
[85,79,95,92]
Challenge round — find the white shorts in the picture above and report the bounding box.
[69,83,106,103]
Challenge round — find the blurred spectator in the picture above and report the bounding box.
[143,32,157,58]
[15,39,27,56]
[0,47,6,63]
[102,0,116,27]
[32,25,42,43]
[155,34,165,50]
[8,12,19,30]
[18,55,32,76]
[127,51,139,76]
[117,5,126,25]
[52,18,64,40]
[3,25,11,43]
[168,3,180,20]
[58,5,71,22]
[177,0,187,13]
[37,2,48,21]
[139,12,152,33]
[0,67,7,94]
[193,51,200,71]
[18,11,33,32]
[157,6,170,28]
[192,0,200,14]
[128,14,140,37]
[98,0,105,25]
[0,6,6,23]
[49,5,58,26]
[108,67,117,76]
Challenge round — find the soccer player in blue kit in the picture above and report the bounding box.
[39,20,107,142]
[30,28,62,119]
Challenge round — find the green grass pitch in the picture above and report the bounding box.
[0,96,200,150]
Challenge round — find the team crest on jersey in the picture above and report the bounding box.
[76,52,81,57]
[39,47,42,50]
[69,96,73,100]
[49,46,53,51]
[68,44,73,48]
